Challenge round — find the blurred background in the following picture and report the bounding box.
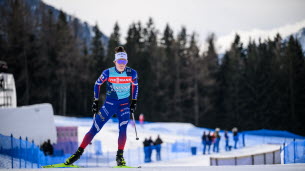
[0,0,305,169]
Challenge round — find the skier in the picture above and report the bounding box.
[64,46,139,166]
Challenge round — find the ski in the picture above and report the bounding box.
[41,163,82,168]
[113,165,141,168]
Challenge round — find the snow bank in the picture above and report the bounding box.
[0,103,56,145]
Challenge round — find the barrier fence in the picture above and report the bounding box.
[283,139,305,164]
[0,133,194,168]
[210,148,281,166]
[1,133,305,168]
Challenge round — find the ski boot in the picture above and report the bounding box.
[116,150,126,166]
[64,147,84,165]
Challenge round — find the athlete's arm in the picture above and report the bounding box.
[94,69,109,100]
[131,70,138,100]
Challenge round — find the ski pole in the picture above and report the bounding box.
[131,112,139,140]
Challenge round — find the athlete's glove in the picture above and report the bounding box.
[130,100,137,114]
[92,100,99,114]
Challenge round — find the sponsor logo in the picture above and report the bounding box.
[106,101,114,105]
[120,107,130,112]
[94,120,100,132]
[121,111,130,116]
[120,120,128,127]
[120,103,129,106]
[102,106,109,116]
[109,77,132,84]
[97,112,105,121]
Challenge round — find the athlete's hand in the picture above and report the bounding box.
[92,100,99,114]
[130,100,137,114]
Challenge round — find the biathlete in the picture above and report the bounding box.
[64,46,138,166]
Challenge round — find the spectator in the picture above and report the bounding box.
[211,131,216,152]
[41,139,53,156]
[201,131,207,154]
[213,129,221,153]
[139,113,144,127]
[143,138,150,162]
[154,135,163,161]
[147,137,153,162]
[224,130,230,151]
[232,127,239,149]
[207,131,212,154]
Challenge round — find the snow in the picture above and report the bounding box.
[0,103,57,145]
[1,164,304,171]
[1,109,304,169]
[141,144,280,167]
[54,115,202,152]
[53,115,300,155]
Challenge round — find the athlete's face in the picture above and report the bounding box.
[114,59,128,72]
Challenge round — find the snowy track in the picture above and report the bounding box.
[1,164,304,171]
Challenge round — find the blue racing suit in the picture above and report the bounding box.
[80,67,138,150]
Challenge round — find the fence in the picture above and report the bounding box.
[2,133,305,168]
[0,133,194,169]
[210,148,281,166]
[0,133,67,168]
[283,139,305,164]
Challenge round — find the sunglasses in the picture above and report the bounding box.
[117,59,128,65]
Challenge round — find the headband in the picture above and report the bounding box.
[114,52,128,61]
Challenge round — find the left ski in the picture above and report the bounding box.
[41,163,82,168]
[113,165,141,168]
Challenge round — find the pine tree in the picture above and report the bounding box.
[283,36,305,134]
[90,24,106,80]
[187,32,201,125]
[3,0,34,106]
[107,22,121,65]
[175,27,188,121]
[160,24,176,121]
[218,34,245,128]
[201,34,219,127]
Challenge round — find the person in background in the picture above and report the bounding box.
[232,127,239,149]
[41,139,53,156]
[147,137,153,162]
[143,138,150,162]
[201,131,207,154]
[139,113,144,127]
[207,131,212,154]
[154,135,163,161]
[224,130,230,151]
[213,129,221,153]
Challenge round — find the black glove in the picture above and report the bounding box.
[130,100,137,114]
[92,100,99,114]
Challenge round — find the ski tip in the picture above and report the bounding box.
[113,165,141,168]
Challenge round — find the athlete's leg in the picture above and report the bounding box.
[115,100,130,166]
[117,101,130,150]
[65,100,117,165]
[80,100,117,149]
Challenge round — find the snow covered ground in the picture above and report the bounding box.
[1,111,303,169]
[0,104,57,145]
[142,144,281,167]
[54,115,204,153]
[0,164,304,171]
[54,115,297,154]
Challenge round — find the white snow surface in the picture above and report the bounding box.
[0,103,57,145]
[1,164,304,171]
[142,144,280,167]
[54,115,203,152]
